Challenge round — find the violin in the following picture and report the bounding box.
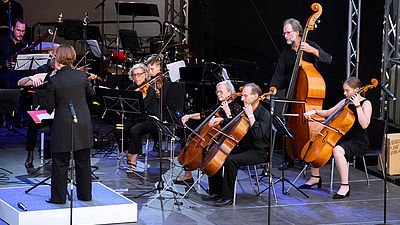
[135,83,150,99]
[300,79,378,168]
[178,91,242,171]
[75,67,106,84]
[200,87,277,176]
[135,72,165,97]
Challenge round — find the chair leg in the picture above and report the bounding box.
[144,139,149,169]
[362,156,370,186]
[40,132,45,164]
[254,165,261,194]
[233,176,237,206]
[378,154,389,192]
[247,166,255,189]
[330,158,335,190]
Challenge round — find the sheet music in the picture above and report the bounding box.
[87,40,102,58]
[28,110,54,124]
[14,54,50,71]
[166,60,185,82]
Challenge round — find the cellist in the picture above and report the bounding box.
[204,83,271,206]
[175,80,241,185]
[299,77,372,199]
[269,18,332,170]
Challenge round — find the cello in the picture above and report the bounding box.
[178,92,242,171]
[300,79,378,168]
[200,88,276,176]
[282,3,326,160]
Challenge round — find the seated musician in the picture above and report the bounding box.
[114,63,160,173]
[144,54,163,78]
[203,83,271,206]
[175,80,241,185]
[17,46,59,168]
[299,77,372,199]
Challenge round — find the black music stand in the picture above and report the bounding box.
[0,89,24,136]
[115,1,159,30]
[99,88,145,181]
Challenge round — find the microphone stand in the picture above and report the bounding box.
[8,1,12,88]
[95,0,106,78]
[68,105,78,225]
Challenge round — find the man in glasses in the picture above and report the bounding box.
[269,18,332,170]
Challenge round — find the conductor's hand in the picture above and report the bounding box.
[181,115,190,125]
[303,109,316,120]
[208,117,224,127]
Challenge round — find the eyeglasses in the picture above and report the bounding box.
[282,30,295,36]
[132,71,146,77]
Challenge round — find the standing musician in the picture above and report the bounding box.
[299,77,372,199]
[175,80,241,185]
[269,18,332,170]
[0,18,30,88]
[17,45,59,168]
[113,63,160,173]
[45,45,93,204]
[203,83,271,206]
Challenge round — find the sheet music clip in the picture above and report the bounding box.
[14,54,50,71]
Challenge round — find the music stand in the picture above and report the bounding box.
[99,88,145,181]
[115,1,159,30]
[62,19,83,40]
[0,89,24,136]
[14,54,49,71]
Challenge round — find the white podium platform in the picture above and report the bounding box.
[0,182,137,225]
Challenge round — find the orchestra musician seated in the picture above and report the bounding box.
[113,63,160,173]
[203,83,271,206]
[299,77,372,199]
[175,80,241,185]
[17,44,59,168]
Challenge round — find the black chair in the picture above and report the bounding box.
[363,117,387,186]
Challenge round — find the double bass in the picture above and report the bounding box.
[300,79,378,168]
[178,92,242,171]
[282,3,326,161]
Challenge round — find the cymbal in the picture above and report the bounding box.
[146,34,173,43]
[166,43,190,51]
[176,52,198,58]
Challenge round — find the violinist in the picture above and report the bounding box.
[299,77,372,199]
[204,83,271,206]
[17,49,58,168]
[175,80,241,185]
[145,54,162,78]
[0,18,30,88]
[113,63,160,173]
[36,43,59,74]
[270,18,332,170]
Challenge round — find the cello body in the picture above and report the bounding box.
[286,61,325,160]
[300,106,354,168]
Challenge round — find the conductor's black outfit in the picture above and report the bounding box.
[46,66,93,203]
[208,104,271,202]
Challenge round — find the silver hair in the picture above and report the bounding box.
[244,83,262,96]
[128,63,151,82]
[283,18,303,35]
[216,80,236,94]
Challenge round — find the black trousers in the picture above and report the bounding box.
[51,148,92,203]
[114,119,158,154]
[208,147,268,200]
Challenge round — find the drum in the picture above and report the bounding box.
[110,50,129,64]
[107,64,129,75]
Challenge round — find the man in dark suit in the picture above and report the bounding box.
[45,44,93,204]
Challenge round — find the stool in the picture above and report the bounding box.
[39,126,51,164]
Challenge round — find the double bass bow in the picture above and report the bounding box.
[178,91,242,171]
[200,87,277,176]
[280,3,326,161]
[300,79,378,168]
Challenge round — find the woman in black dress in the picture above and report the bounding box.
[299,77,372,199]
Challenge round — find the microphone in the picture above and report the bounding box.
[17,202,27,211]
[165,22,182,34]
[68,103,78,123]
[379,84,396,101]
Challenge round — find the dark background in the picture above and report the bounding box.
[188,0,384,116]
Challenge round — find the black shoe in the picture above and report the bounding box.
[278,161,294,170]
[214,199,233,207]
[45,198,65,204]
[173,177,194,186]
[332,184,350,199]
[298,175,322,189]
[201,194,220,201]
[24,159,33,168]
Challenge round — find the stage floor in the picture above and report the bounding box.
[1,127,400,225]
